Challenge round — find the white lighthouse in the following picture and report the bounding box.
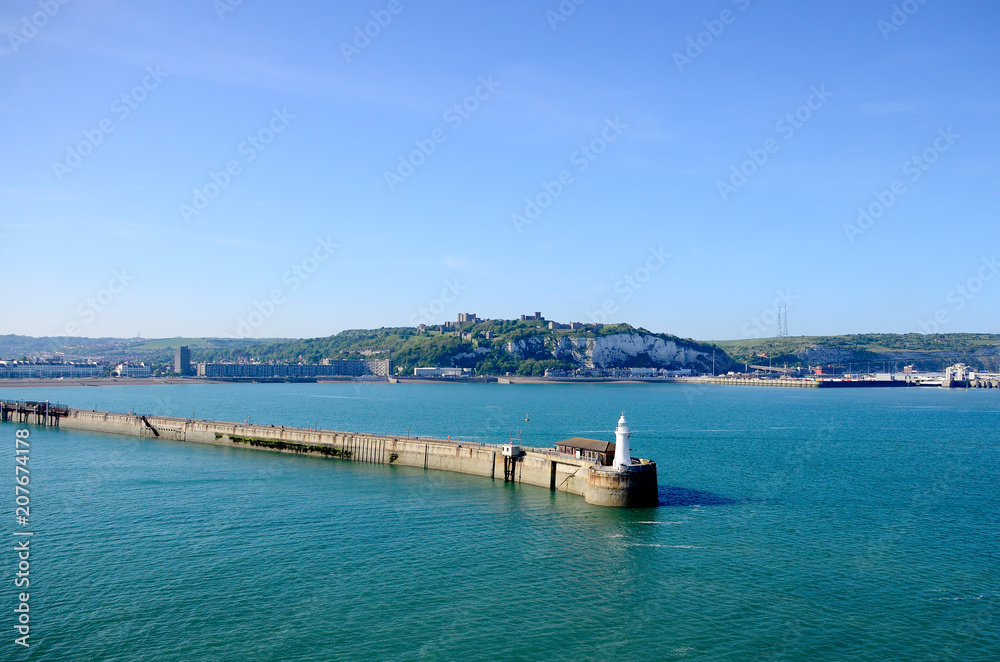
[612,412,632,470]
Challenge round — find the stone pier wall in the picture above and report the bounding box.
[1,402,655,507]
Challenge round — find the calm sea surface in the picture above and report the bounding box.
[1,382,997,661]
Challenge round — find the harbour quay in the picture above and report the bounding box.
[707,362,1000,389]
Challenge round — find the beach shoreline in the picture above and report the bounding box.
[0,377,225,389]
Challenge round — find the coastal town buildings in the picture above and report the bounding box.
[197,359,391,379]
[115,363,152,378]
[0,361,102,379]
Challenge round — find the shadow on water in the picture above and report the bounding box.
[658,485,741,507]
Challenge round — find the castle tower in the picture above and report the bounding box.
[612,412,632,470]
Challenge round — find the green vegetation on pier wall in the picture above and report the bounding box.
[228,435,351,458]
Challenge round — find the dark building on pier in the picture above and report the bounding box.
[556,437,616,466]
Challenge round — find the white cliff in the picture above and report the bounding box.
[505,332,719,370]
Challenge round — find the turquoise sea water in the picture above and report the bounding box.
[1,382,997,661]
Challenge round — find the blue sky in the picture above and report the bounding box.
[2,0,998,340]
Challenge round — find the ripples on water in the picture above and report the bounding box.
[2,383,998,661]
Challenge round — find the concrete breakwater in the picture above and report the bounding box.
[0,400,657,508]
[707,377,912,388]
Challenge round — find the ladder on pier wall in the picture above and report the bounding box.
[140,416,160,437]
[554,462,585,492]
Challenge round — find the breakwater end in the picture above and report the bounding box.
[0,400,657,508]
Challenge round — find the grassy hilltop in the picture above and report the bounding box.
[0,335,281,364]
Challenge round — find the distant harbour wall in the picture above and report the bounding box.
[707,376,1000,388]
[0,400,656,508]
[707,377,912,388]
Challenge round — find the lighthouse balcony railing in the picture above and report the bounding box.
[590,458,656,473]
